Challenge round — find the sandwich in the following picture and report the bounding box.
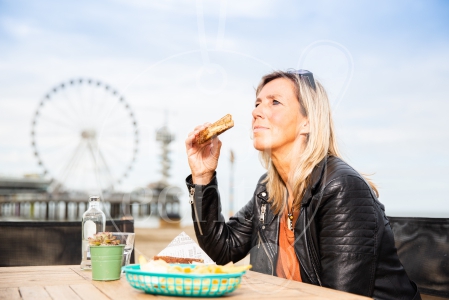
[153,255,204,264]
[196,114,234,144]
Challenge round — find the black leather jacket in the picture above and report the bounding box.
[186,156,421,299]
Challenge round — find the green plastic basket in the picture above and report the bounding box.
[123,264,246,297]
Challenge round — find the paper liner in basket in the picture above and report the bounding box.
[156,231,215,264]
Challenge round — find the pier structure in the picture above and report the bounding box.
[0,177,180,222]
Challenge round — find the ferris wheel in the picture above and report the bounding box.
[31,78,139,194]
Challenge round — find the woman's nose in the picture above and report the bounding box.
[252,104,264,119]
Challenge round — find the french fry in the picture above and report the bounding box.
[222,265,252,273]
[140,257,252,275]
[139,255,148,265]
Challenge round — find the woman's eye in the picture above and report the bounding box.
[273,100,280,105]
[255,103,260,108]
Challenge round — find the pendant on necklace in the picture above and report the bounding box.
[287,213,294,231]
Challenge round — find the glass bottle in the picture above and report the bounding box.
[80,195,106,270]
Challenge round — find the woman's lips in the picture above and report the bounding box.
[253,126,268,133]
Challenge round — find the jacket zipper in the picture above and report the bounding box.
[189,187,203,236]
[259,203,266,223]
[299,200,322,286]
[308,238,322,286]
[258,204,265,249]
[257,231,274,276]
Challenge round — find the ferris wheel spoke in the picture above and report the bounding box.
[76,82,93,128]
[54,92,87,124]
[37,139,77,153]
[91,85,114,122]
[52,139,87,192]
[61,85,89,129]
[103,114,134,125]
[44,147,78,172]
[97,108,123,130]
[95,89,124,127]
[85,89,102,125]
[38,132,77,141]
[38,115,81,132]
[75,83,88,126]
[100,138,133,159]
[99,134,134,143]
[87,142,115,190]
[86,83,99,128]
[97,138,134,149]
[99,117,135,132]
[72,82,90,125]
[99,149,130,178]
[98,139,135,155]
[49,97,85,129]
[97,148,116,189]
[98,132,134,138]
[37,131,77,137]
[98,143,132,165]
[99,140,132,157]
[99,131,135,140]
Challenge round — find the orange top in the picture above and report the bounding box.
[276,206,301,282]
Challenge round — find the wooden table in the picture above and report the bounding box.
[0,265,370,299]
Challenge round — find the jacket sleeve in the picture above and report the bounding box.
[317,174,378,296]
[186,173,254,265]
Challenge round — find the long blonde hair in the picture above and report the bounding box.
[256,71,378,214]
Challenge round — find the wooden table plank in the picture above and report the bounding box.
[71,267,153,300]
[70,284,110,300]
[0,288,21,300]
[233,283,313,298]
[45,285,82,300]
[91,280,152,300]
[0,266,87,289]
[243,271,370,300]
[20,286,51,300]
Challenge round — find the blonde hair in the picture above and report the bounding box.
[256,71,378,214]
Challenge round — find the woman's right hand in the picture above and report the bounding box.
[185,123,222,185]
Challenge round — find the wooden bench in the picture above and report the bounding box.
[389,216,449,299]
[0,219,134,267]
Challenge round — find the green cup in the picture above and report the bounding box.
[92,255,123,260]
[90,245,125,281]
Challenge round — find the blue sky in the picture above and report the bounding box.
[1,0,448,218]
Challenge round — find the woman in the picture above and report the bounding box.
[185,70,420,299]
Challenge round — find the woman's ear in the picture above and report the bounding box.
[299,119,310,136]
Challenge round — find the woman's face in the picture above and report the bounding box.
[252,77,308,154]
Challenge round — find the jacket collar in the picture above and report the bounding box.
[255,155,328,207]
[256,189,279,226]
[300,156,328,207]
[257,190,269,202]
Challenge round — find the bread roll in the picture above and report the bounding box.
[197,114,234,144]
